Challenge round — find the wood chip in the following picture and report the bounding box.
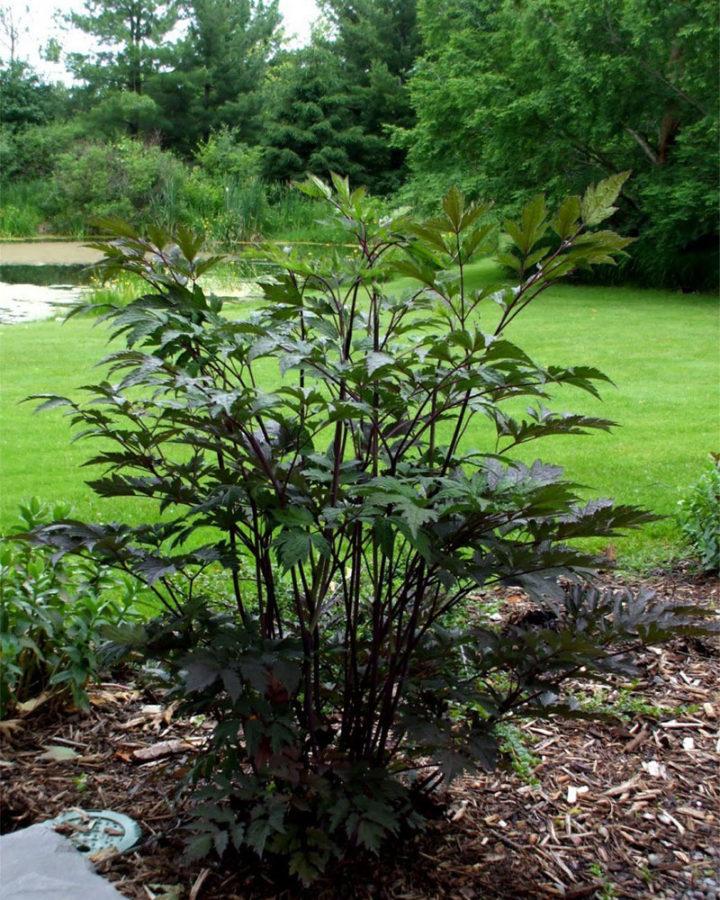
[604,773,641,796]
[131,739,197,762]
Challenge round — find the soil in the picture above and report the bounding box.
[2,567,718,899]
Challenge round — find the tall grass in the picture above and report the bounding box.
[264,187,345,243]
[0,174,346,246]
[0,181,46,237]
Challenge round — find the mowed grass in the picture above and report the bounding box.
[1,266,718,566]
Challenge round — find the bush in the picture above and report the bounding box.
[26,174,716,883]
[44,137,187,233]
[0,498,142,717]
[185,128,270,243]
[194,127,263,181]
[0,120,83,181]
[678,456,720,572]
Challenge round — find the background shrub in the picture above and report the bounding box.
[0,120,83,181]
[678,456,720,572]
[0,498,142,717]
[0,181,45,237]
[44,138,187,234]
[194,127,264,182]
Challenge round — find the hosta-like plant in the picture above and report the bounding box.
[25,174,715,883]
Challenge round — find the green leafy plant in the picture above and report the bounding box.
[24,174,716,883]
[589,862,619,899]
[678,455,720,572]
[0,498,142,717]
[495,722,540,784]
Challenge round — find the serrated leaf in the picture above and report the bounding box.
[275,529,312,569]
[442,186,464,230]
[552,195,581,239]
[356,818,385,853]
[184,660,219,692]
[246,818,272,856]
[213,829,229,857]
[581,171,630,226]
[184,833,213,862]
[366,351,394,376]
[289,850,324,886]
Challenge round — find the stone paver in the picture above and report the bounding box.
[0,823,123,899]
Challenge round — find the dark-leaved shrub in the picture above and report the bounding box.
[25,175,716,883]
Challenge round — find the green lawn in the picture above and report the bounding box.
[1,269,718,567]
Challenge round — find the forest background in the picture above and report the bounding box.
[1,0,718,291]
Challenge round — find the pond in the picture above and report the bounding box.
[0,242,102,324]
[0,241,274,323]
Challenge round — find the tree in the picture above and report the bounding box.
[262,43,365,183]
[0,2,29,64]
[66,0,180,96]
[0,61,62,130]
[401,0,719,289]
[264,0,420,192]
[150,0,282,153]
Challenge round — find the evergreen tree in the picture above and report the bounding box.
[264,0,420,192]
[151,0,282,153]
[66,0,181,95]
[262,43,363,183]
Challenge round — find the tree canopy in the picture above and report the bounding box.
[400,0,719,287]
[1,0,717,286]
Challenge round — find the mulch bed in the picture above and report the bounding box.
[2,567,718,899]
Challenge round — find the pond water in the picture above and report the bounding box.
[0,243,103,324]
[0,241,267,323]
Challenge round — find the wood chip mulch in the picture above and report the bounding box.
[1,568,718,899]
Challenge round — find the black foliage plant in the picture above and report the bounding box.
[24,174,716,883]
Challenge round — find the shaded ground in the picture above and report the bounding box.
[1,569,718,899]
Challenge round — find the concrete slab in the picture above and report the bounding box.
[0,824,124,899]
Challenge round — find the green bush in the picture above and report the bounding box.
[0,120,83,181]
[210,176,270,243]
[183,128,271,242]
[44,137,187,233]
[25,175,716,884]
[678,456,720,572]
[194,127,263,181]
[0,498,142,717]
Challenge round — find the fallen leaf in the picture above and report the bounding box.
[0,719,24,739]
[605,773,641,796]
[450,800,469,821]
[163,701,180,725]
[189,867,211,900]
[658,810,685,834]
[16,693,51,715]
[89,847,119,865]
[149,887,184,900]
[38,745,80,763]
